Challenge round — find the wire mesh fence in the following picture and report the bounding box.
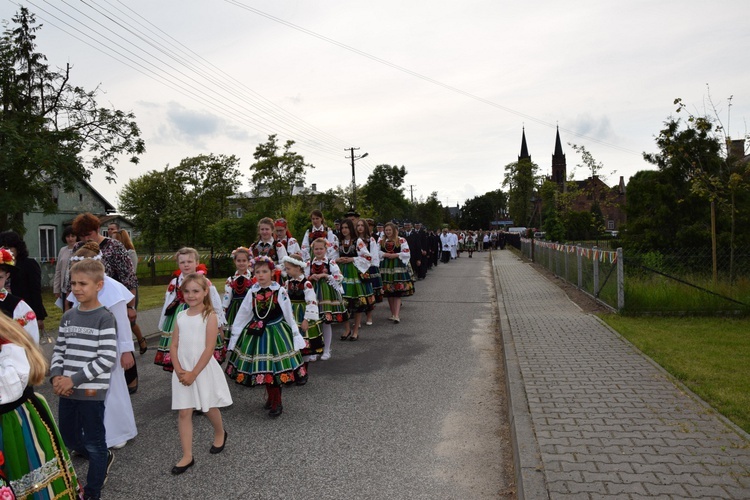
[518,239,750,315]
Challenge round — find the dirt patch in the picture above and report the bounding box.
[528,260,611,314]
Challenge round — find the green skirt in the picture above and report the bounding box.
[290,300,324,356]
[313,279,350,324]
[0,389,82,499]
[339,262,375,312]
[225,316,304,386]
[380,257,415,297]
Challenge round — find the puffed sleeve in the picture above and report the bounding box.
[208,283,227,327]
[353,238,372,274]
[286,238,301,257]
[278,288,306,351]
[228,292,253,351]
[158,278,178,331]
[369,237,380,267]
[222,276,233,309]
[303,281,319,320]
[0,343,31,404]
[398,238,411,265]
[14,301,39,344]
[301,229,312,262]
[328,231,340,261]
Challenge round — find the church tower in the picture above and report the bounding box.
[519,127,531,162]
[551,126,566,189]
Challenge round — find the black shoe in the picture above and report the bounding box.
[128,382,138,395]
[103,449,115,485]
[210,431,227,454]
[295,373,308,386]
[263,398,272,410]
[269,404,283,418]
[171,458,195,475]
[340,331,352,341]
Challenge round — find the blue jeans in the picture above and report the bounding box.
[58,398,108,499]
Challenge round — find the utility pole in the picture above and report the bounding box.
[346,147,368,211]
[408,184,416,203]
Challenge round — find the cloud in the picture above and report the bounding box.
[148,102,251,147]
[570,114,616,142]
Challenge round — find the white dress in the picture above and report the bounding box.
[171,310,233,412]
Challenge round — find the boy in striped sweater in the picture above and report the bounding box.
[50,258,117,500]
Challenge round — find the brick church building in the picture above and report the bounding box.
[520,127,627,231]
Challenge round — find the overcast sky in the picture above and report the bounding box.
[4,0,750,210]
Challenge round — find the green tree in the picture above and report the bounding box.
[460,189,507,229]
[249,134,313,214]
[413,192,444,230]
[0,8,144,232]
[359,164,409,221]
[502,159,538,226]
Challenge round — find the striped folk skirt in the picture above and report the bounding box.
[380,258,415,297]
[225,316,304,386]
[313,279,349,324]
[0,389,82,499]
[339,262,375,313]
[365,265,384,303]
[290,300,324,357]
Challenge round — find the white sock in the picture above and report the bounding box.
[322,323,332,354]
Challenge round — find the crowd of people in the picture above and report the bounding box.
[0,210,506,499]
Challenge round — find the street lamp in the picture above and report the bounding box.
[347,148,368,211]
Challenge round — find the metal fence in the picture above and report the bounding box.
[517,239,750,315]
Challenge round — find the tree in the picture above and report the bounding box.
[359,164,409,221]
[413,192,444,230]
[0,8,144,232]
[460,189,508,229]
[502,159,538,226]
[249,134,313,214]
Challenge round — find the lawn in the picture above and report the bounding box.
[42,284,168,329]
[600,314,750,434]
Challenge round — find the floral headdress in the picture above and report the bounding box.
[70,252,103,262]
[281,255,307,269]
[251,255,275,271]
[231,246,251,258]
[0,247,15,267]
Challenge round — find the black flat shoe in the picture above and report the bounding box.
[269,404,283,418]
[349,334,358,341]
[171,458,195,475]
[340,332,352,341]
[210,431,227,454]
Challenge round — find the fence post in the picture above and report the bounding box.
[617,247,624,311]
[149,250,156,287]
[593,246,599,296]
[564,246,569,281]
[531,239,535,262]
[577,245,583,288]
[549,243,553,271]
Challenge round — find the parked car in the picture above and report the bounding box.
[533,231,546,239]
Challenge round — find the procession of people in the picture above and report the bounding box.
[0,212,506,498]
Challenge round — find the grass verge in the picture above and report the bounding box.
[600,314,750,434]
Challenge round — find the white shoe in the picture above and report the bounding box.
[389,316,396,321]
[393,317,400,323]
[320,351,331,361]
[110,441,127,450]
[366,321,373,326]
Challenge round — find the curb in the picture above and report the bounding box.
[491,251,549,500]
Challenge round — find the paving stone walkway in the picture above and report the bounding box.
[493,250,750,499]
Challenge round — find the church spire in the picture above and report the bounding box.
[551,126,566,189]
[519,127,530,162]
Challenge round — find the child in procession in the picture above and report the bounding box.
[337,219,375,341]
[170,273,232,475]
[308,238,348,360]
[282,253,324,385]
[155,248,226,371]
[0,247,39,342]
[222,247,252,346]
[225,257,306,418]
[379,222,415,323]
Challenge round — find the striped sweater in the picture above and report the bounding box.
[50,305,118,401]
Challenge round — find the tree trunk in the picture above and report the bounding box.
[711,200,717,286]
[730,191,735,284]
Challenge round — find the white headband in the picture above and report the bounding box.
[70,252,103,262]
[281,255,307,268]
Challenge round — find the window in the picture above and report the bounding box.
[607,220,615,230]
[39,225,56,262]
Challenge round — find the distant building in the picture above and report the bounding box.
[521,127,627,231]
[228,181,323,218]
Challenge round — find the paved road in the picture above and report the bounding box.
[493,250,750,499]
[37,252,514,499]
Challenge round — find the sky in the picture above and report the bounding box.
[3,0,750,211]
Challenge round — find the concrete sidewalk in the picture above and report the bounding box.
[492,250,750,499]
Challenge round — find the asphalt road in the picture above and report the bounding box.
[36,252,514,499]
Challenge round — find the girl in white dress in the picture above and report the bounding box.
[170,273,232,475]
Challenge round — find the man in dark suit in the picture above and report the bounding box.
[402,221,422,280]
[414,222,429,279]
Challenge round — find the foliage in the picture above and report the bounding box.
[119,154,241,249]
[564,211,596,240]
[359,164,409,222]
[459,189,507,229]
[0,8,144,232]
[413,192,444,230]
[502,159,538,226]
[248,134,313,214]
[207,214,257,251]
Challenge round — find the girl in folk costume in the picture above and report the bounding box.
[66,243,138,450]
[0,313,82,499]
[225,257,306,418]
[465,231,477,258]
[170,273,232,475]
[356,219,383,326]
[282,254,323,385]
[337,219,375,341]
[308,238,348,361]
[251,218,287,284]
[0,248,39,343]
[222,247,252,346]
[155,248,227,372]
[300,209,339,262]
[378,222,414,323]
[274,218,301,257]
